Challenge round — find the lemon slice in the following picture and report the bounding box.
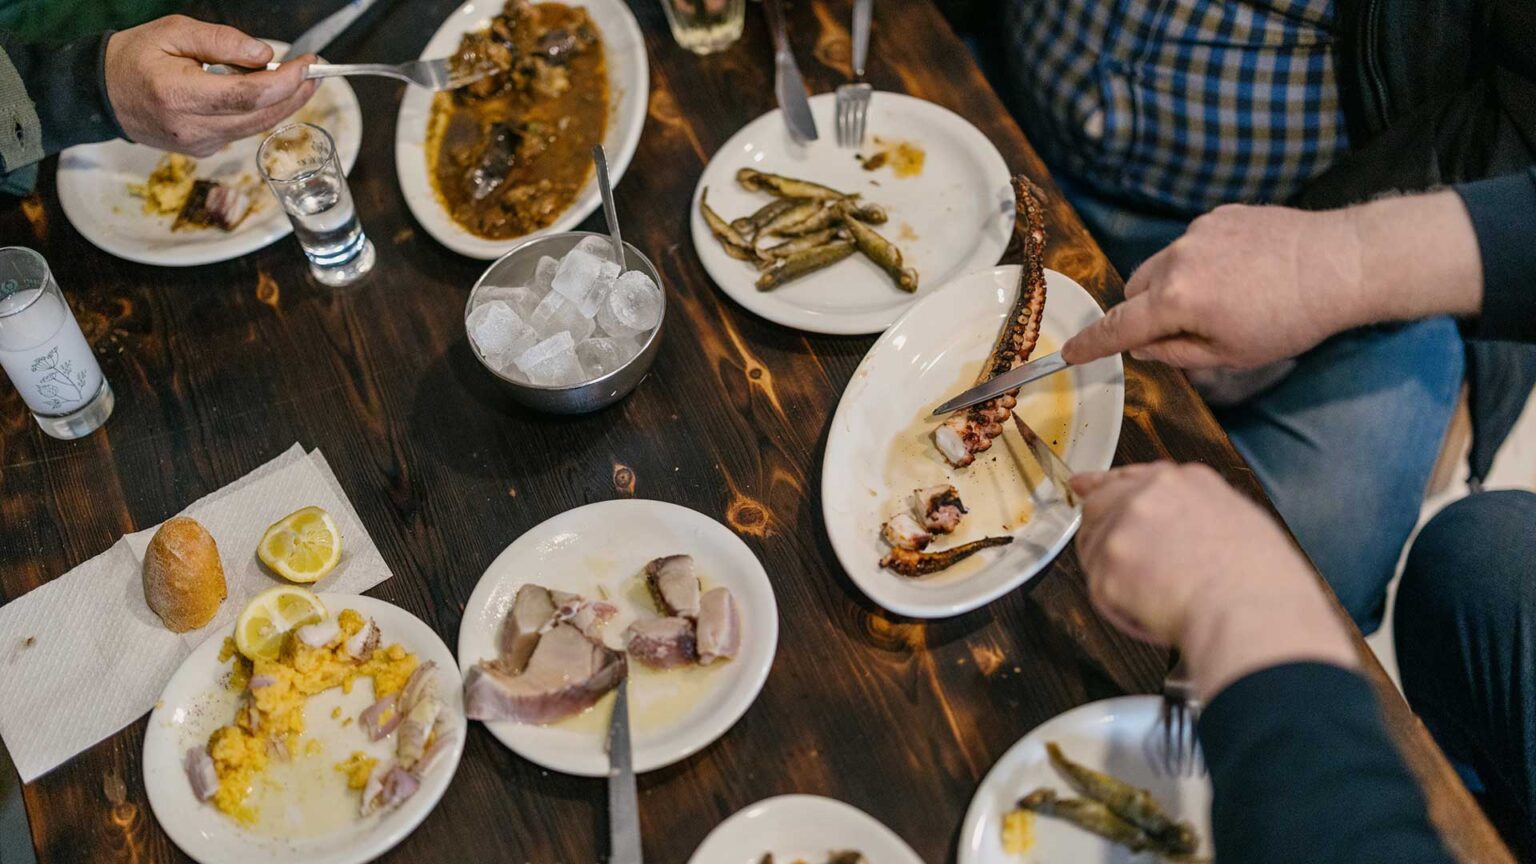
[235,586,327,661]
[257,506,342,584]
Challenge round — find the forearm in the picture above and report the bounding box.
[1200,663,1454,864]
[1343,190,1484,329]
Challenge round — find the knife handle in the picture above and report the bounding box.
[852,0,872,78]
[762,0,790,53]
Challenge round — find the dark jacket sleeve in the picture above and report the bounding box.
[1199,663,1454,864]
[0,30,123,191]
[1456,168,1536,344]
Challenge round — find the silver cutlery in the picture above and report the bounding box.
[607,677,643,864]
[834,0,873,148]
[762,0,818,143]
[1011,411,1080,508]
[205,57,491,92]
[931,351,1074,417]
[592,145,625,266]
[282,0,379,60]
[1158,656,1205,777]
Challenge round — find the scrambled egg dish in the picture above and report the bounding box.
[206,609,417,822]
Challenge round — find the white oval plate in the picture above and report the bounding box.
[690,92,1013,335]
[143,593,466,864]
[821,266,1124,618]
[688,795,924,864]
[395,0,649,259]
[458,499,779,776]
[959,697,1214,864]
[56,41,361,268]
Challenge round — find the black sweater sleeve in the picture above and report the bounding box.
[1456,168,1536,344]
[0,30,122,178]
[1199,663,1454,864]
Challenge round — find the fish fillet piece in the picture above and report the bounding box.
[625,617,698,668]
[645,555,701,617]
[465,623,627,724]
[695,587,741,664]
[499,584,560,672]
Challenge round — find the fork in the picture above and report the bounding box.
[834,0,873,148]
[1158,655,1206,777]
[205,58,491,92]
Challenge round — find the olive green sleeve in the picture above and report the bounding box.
[0,30,125,195]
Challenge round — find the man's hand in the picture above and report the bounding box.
[1060,192,1484,371]
[1070,462,1357,698]
[104,16,318,157]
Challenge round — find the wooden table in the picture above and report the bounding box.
[0,1,1512,861]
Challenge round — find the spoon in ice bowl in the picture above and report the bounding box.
[464,231,666,414]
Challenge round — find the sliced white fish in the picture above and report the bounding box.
[645,554,701,617]
[465,623,627,724]
[625,617,697,669]
[184,747,218,802]
[500,584,559,672]
[695,587,741,664]
[345,618,380,661]
[396,694,443,769]
[398,661,438,714]
[296,618,341,648]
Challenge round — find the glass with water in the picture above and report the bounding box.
[0,248,113,439]
[258,123,376,287]
[659,0,745,54]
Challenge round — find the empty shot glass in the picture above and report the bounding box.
[257,123,376,287]
[0,247,113,440]
[659,0,745,54]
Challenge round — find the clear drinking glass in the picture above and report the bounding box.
[659,0,746,54]
[257,123,376,287]
[0,248,113,439]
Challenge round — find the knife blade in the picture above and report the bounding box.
[282,0,378,60]
[930,351,1072,417]
[607,676,643,864]
[763,0,818,142]
[1011,411,1080,508]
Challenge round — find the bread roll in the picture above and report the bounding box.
[143,517,227,632]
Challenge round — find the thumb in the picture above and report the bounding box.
[1061,291,1178,365]
[164,17,272,66]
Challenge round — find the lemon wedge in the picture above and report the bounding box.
[235,586,327,661]
[257,506,341,584]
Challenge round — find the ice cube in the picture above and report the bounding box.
[572,235,622,265]
[599,270,663,335]
[576,336,640,378]
[552,249,621,317]
[531,256,560,294]
[514,331,580,383]
[476,285,540,320]
[468,301,538,360]
[529,289,596,342]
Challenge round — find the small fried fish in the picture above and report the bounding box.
[736,167,853,201]
[839,202,918,292]
[755,240,856,291]
[699,188,756,261]
[1046,742,1199,855]
[1017,788,1157,852]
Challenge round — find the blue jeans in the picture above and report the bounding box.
[1063,180,1465,633]
[1394,491,1536,857]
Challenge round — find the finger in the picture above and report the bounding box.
[1060,290,1182,366]
[1127,336,1228,370]
[1075,464,1164,560]
[164,18,273,66]
[182,57,315,116]
[193,80,319,144]
[1121,247,1170,300]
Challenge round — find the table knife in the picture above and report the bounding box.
[607,677,643,864]
[282,0,379,60]
[762,0,818,142]
[930,351,1072,416]
[1011,411,1080,508]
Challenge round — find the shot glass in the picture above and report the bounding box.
[0,248,113,439]
[659,0,745,54]
[257,123,376,287]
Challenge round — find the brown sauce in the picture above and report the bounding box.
[426,1,609,239]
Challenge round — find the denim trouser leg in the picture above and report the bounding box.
[1393,490,1536,856]
[1215,318,1465,631]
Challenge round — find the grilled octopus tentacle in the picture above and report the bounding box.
[879,536,1015,578]
[933,176,1048,467]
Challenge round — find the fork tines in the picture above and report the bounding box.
[834,84,873,148]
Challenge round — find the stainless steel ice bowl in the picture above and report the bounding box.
[465,231,665,414]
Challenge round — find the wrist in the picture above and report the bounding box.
[1354,190,1483,324]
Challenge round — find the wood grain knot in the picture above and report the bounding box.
[748,367,763,381]
[20,195,46,241]
[726,495,771,537]
[393,227,415,246]
[648,88,684,127]
[255,271,281,310]
[865,613,926,653]
[612,463,636,495]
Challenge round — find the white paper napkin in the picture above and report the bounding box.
[0,443,393,782]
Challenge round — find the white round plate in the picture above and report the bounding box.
[143,594,466,864]
[56,41,361,267]
[688,795,924,864]
[458,499,779,776]
[395,0,649,259]
[959,697,1214,864]
[690,92,1013,335]
[821,266,1124,618]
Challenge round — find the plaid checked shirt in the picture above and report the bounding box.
[1003,0,1350,216]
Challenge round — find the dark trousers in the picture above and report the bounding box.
[1394,489,1536,858]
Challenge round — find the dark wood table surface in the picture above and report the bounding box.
[0,0,1513,861]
